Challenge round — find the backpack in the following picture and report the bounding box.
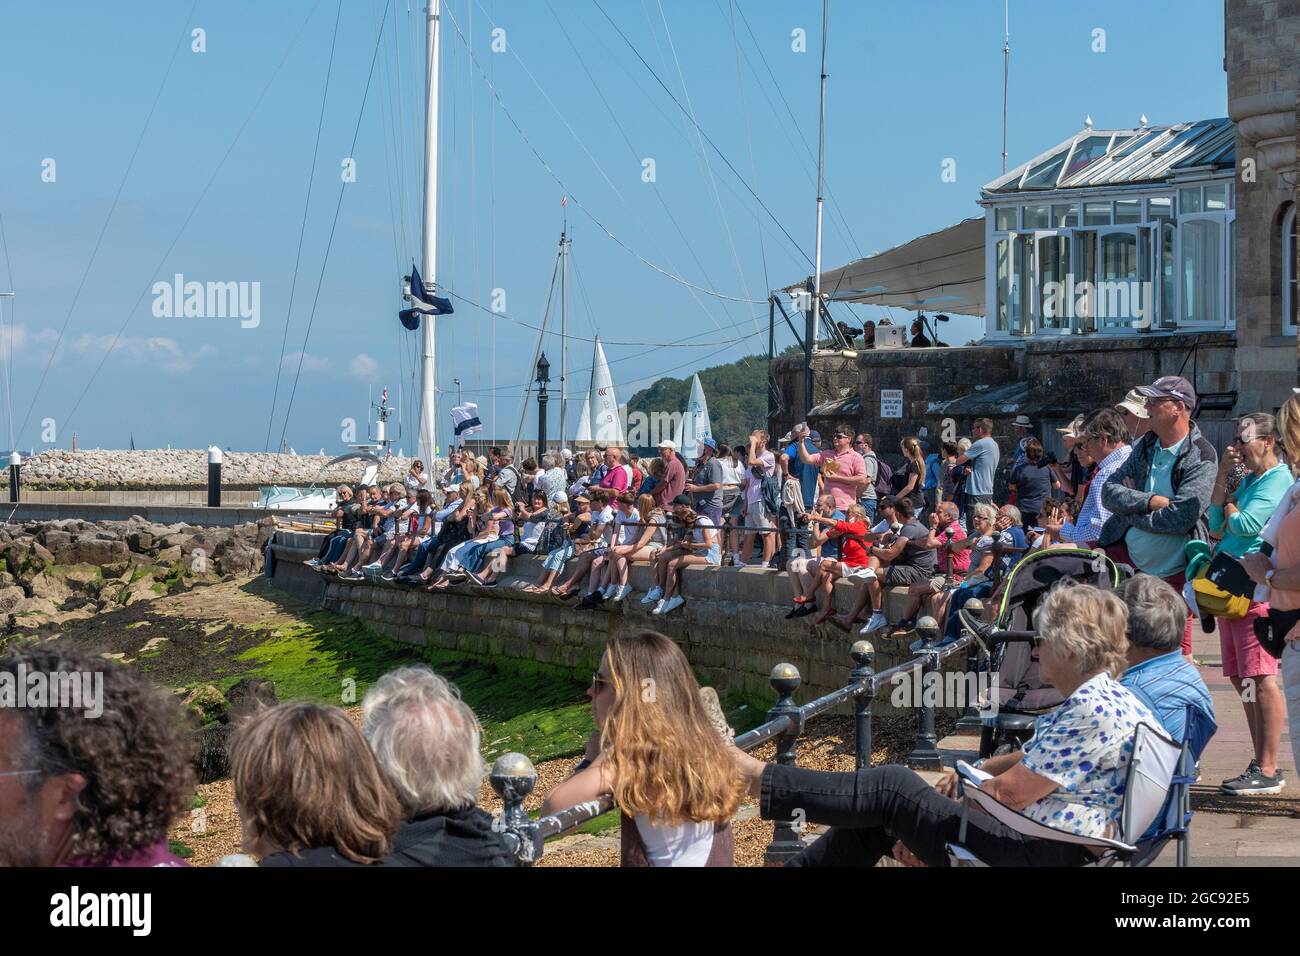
[761,473,782,517]
[870,454,893,497]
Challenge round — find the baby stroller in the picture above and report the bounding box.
[957,547,1126,758]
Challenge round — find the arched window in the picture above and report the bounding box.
[1283,204,1297,335]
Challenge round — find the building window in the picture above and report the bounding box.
[1022,204,1050,228]
[1284,204,1297,335]
[995,207,1017,231]
[1180,218,1222,325]
[1115,199,1142,223]
[1180,186,1203,214]
[1083,201,1111,226]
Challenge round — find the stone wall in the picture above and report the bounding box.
[270,534,927,702]
[1227,0,1300,406]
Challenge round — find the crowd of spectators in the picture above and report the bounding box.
[304,373,1299,798]
[13,373,1299,869]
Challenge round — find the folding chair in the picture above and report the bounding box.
[946,721,1192,867]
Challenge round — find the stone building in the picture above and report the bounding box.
[771,1,1297,463]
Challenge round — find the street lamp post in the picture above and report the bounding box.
[535,354,550,458]
[453,377,462,407]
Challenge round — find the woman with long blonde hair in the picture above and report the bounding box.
[540,630,745,866]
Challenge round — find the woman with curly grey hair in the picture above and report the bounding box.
[0,645,196,867]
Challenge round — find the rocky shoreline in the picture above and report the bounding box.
[18,449,426,490]
[0,516,275,639]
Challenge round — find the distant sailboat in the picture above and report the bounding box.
[589,337,625,444]
[673,373,713,460]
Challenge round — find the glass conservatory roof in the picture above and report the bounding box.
[984,118,1234,194]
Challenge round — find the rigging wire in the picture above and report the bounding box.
[541,0,735,337]
[590,0,811,267]
[18,0,201,447]
[264,0,344,452]
[0,209,17,450]
[276,0,394,450]
[652,0,753,314]
[59,0,326,437]
[438,2,766,305]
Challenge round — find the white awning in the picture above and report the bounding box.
[787,218,985,317]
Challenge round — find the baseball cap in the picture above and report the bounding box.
[699,437,718,452]
[1115,389,1150,419]
[810,430,823,441]
[1136,375,1196,409]
[1056,414,1086,439]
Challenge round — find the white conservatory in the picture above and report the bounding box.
[980,117,1237,339]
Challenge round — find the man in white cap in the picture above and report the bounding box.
[1010,415,1036,470]
[1115,389,1150,441]
[654,439,687,511]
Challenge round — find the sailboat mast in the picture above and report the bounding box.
[560,226,569,452]
[416,0,441,466]
[813,0,828,327]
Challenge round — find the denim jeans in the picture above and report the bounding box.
[943,580,993,643]
[322,530,352,564]
[861,498,877,523]
[399,538,434,576]
[762,763,1091,867]
[459,537,512,573]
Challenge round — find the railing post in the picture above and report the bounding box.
[955,596,988,735]
[906,616,943,770]
[763,662,806,866]
[850,639,875,770]
[489,752,543,866]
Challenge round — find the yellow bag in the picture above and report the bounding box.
[1191,564,1250,620]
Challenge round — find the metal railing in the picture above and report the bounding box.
[487,619,976,865]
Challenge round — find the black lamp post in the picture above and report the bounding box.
[536,353,550,456]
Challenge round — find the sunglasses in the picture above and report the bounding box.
[590,672,610,690]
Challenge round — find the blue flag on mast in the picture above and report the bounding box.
[399,264,454,330]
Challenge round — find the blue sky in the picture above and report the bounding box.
[0,0,1226,453]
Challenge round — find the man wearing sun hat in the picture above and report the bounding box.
[653,439,687,511]
[1115,388,1151,441]
[1010,414,1037,470]
[1100,375,1218,657]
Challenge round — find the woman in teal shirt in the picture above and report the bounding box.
[1207,412,1292,795]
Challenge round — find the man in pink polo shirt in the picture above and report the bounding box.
[796,424,868,511]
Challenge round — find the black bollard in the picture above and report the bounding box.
[906,616,943,770]
[489,752,543,865]
[8,452,19,504]
[763,662,806,866]
[850,639,875,771]
[207,446,222,507]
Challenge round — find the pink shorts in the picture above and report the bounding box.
[1218,602,1279,678]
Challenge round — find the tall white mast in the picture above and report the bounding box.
[811,0,828,351]
[416,0,441,466]
[1001,0,1010,173]
[560,226,569,450]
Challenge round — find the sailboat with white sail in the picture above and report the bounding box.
[673,373,713,460]
[588,336,624,445]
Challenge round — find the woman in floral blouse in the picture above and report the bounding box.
[730,581,1158,866]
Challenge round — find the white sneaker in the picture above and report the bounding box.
[642,586,664,605]
[651,598,667,615]
[860,612,888,635]
[660,595,685,615]
[602,584,617,600]
[362,561,383,570]
[612,584,631,602]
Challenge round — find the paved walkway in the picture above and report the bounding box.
[927,622,1300,865]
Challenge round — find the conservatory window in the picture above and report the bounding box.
[1115,199,1142,224]
[1204,183,1228,211]
[1180,187,1202,214]
[1051,203,1078,227]
[1084,201,1111,226]
[1180,219,1222,325]
[1147,196,1173,222]
[1022,204,1050,228]
[995,207,1017,231]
